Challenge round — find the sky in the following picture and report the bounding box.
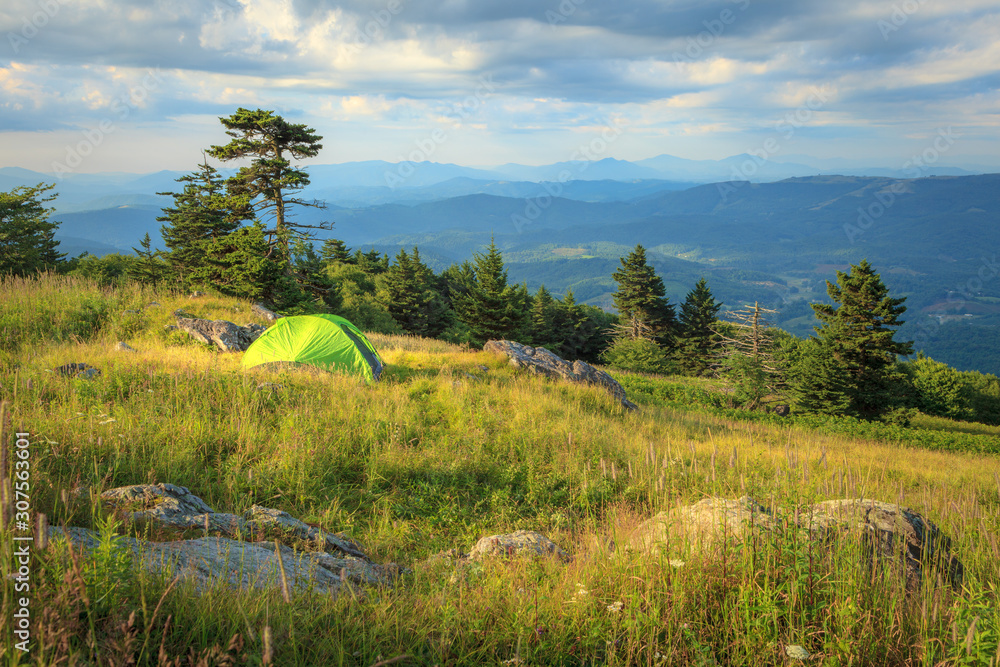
[1,0,999,175]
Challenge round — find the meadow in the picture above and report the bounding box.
[1,274,998,666]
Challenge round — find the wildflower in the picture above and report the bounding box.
[501,658,524,666]
[785,645,811,660]
[606,601,623,614]
[98,418,117,425]
[669,559,685,568]
[654,651,668,665]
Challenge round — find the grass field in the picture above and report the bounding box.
[1,275,998,666]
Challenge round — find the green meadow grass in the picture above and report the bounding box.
[0,275,998,666]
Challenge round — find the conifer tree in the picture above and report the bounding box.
[611,244,676,344]
[291,239,341,311]
[678,277,722,375]
[0,183,64,275]
[320,238,353,265]
[530,285,557,347]
[455,238,520,346]
[158,160,241,286]
[379,248,431,336]
[207,108,328,258]
[130,232,164,285]
[795,260,914,420]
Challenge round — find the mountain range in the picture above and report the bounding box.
[2,156,998,374]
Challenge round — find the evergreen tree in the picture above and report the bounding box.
[678,278,722,375]
[530,285,557,347]
[455,238,520,346]
[130,232,165,285]
[206,223,288,303]
[291,239,341,311]
[207,108,329,258]
[158,160,241,286]
[379,248,434,336]
[320,238,353,265]
[796,260,914,420]
[611,244,676,344]
[355,248,388,275]
[0,183,64,275]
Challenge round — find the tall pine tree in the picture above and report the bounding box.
[611,244,676,344]
[207,108,329,258]
[795,260,914,420]
[678,277,722,375]
[158,160,241,287]
[455,238,520,346]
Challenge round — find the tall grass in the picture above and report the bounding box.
[1,275,998,665]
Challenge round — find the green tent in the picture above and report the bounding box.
[242,314,384,382]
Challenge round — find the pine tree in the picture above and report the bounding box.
[320,238,353,265]
[530,285,557,347]
[611,244,676,344]
[0,183,64,275]
[379,248,431,335]
[158,160,241,286]
[207,108,329,258]
[455,238,520,346]
[797,260,914,420]
[355,248,388,275]
[717,303,784,410]
[130,232,164,285]
[291,239,341,311]
[678,278,722,375]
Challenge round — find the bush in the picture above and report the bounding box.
[602,337,677,375]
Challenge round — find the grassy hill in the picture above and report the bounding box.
[1,275,999,666]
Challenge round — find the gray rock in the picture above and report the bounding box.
[630,496,963,592]
[124,309,141,315]
[484,340,637,411]
[251,303,282,321]
[468,530,570,562]
[47,528,392,594]
[102,483,217,535]
[115,342,137,353]
[172,308,192,318]
[175,317,264,352]
[190,291,205,298]
[146,301,161,308]
[243,505,367,559]
[55,482,402,597]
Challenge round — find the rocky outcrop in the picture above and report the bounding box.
[484,340,637,411]
[630,496,963,592]
[176,317,266,352]
[251,303,282,321]
[50,483,400,596]
[115,342,137,353]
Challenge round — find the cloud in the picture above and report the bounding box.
[0,0,997,170]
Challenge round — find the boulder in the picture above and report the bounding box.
[630,496,963,592]
[484,340,637,411]
[115,342,137,353]
[251,303,282,321]
[190,291,205,298]
[468,530,570,562]
[804,499,964,591]
[51,482,400,596]
[175,317,264,352]
[48,529,390,594]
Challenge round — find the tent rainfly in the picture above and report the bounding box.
[241,314,384,381]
